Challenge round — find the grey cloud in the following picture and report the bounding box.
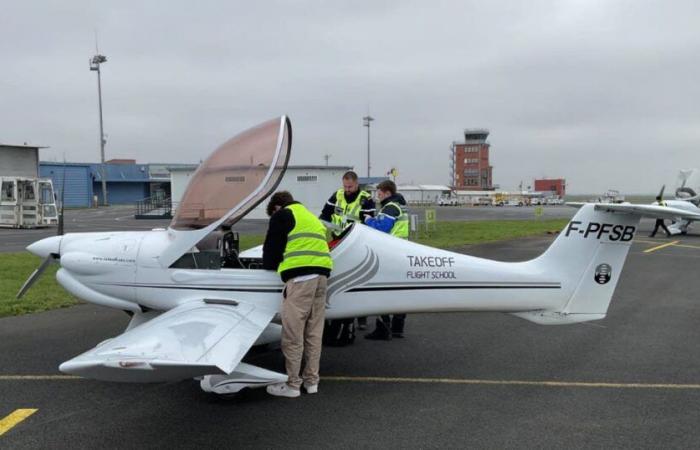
[1,0,699,193]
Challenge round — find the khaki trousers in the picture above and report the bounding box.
[281,276,327,389]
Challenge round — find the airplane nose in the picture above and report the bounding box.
[27,236,62,259]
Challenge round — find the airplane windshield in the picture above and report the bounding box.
[171,117,291,230]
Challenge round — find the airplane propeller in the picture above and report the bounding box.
[16,254,57,299]
[657,184,665,199]
[16,163,66,299]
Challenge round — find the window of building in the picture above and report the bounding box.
[296,175,318,183]
[1,181,15,202]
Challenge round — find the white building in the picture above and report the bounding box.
[169,165,353,219]
[397,184,452,205]
[0,144,45,177]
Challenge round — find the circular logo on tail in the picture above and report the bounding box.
[594,263,612,285]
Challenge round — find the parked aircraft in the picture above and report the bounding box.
[653,177,700,235]
[16,117,700,395]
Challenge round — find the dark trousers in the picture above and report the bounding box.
[379,314,406,334]
[650,219,671,237]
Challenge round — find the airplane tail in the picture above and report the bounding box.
[515,202,700,325]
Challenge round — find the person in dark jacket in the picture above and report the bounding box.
[649,196,671,238]
[263,191,333,398]
[363,180,409,340]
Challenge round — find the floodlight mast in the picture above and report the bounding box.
[90,54,108,206]
[363,115,374,177]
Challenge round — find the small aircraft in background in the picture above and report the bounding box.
[15,117,700,396]
[653,171,700,235]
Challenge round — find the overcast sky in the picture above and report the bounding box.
[1,1,698,193]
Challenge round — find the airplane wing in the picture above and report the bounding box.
[592,203,700,221]
[59,300,276,382]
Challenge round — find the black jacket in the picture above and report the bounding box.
[320,189,376,223]
[262,202,332,282]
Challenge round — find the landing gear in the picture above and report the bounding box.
[200,362,287,396]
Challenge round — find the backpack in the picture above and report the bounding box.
[323,318,356,347]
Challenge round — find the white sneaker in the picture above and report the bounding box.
[266,383,300,398]
[303,383,318,394]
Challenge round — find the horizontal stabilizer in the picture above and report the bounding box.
[59,300,275,382]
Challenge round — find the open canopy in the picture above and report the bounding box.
[171,116,291,230]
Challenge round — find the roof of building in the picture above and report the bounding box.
[397,184,451,191]
[1,144,49,149]
[358,176,390,185]
[418,184,451,191]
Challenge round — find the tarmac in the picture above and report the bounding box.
[1,219,699,448]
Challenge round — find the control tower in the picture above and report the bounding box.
[449,128,493,190]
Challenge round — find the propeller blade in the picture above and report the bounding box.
[16,256,54,299]
[658,184,665,199]
[57,162,66,236]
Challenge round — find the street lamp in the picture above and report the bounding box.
[90,53,108,206]
[362,115,374,177]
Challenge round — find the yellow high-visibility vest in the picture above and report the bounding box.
[331,188,372,230]
[278,203,333,274]
[379,201,409,239]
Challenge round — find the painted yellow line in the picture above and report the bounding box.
[0,375,80,380]
[674,243,700,250]
[0,409,38,437]
[2,374,700,391]
[323,375,700,390]
[643,240,679,253]
[633,239,665,245]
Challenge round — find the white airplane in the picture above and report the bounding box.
[651,178,700,235]
[16,116,700,395]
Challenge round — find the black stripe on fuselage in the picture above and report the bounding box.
[347,284,561,292]
[100,282,559,294]
[103,283,283,293]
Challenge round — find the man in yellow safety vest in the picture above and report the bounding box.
[320,170,376,237]
[262,191,333,398]
[363,180,409,340]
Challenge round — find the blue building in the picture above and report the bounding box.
[39,161,180,207]
[40,163,94,207]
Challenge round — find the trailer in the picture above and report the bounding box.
[0,177,58,228]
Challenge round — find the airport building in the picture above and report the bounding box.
[39,160,192,207]
[398,185,452,205]
[0,144,45,177]
[534,178,566,198]
[450,129,494,191]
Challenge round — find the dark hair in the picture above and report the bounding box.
[342,171,359,181]
[656,196,662,201]
[376,180,397,195]
[267,191,294,217]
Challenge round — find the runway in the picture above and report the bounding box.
[1,222,699,448]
